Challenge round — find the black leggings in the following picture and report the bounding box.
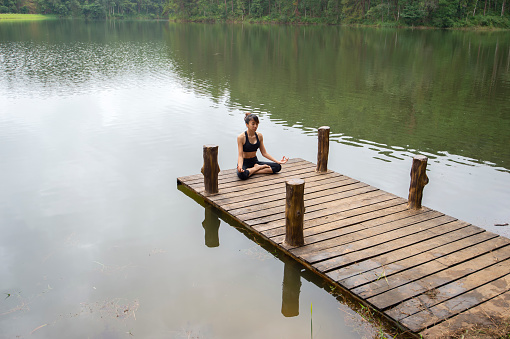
[237,156,282,180]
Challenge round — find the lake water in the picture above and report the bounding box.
[0,20,509,338]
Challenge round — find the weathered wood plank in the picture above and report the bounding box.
[310,218,466,273]
[396,265,510,328]
[278,208,439,249]
[419,289,510,338]
[263,199,411,240]
[400,261,510,332]
[228,179,363,216]
[255,196,405,234]
[241,186,382,225]
[246,190,393,228]
[220,175,352,211]
[289,210,443,258]
[294,214,452,262]
[333,227,495,288]
[368,244,510,311]
[207,169,336,200]
[210,171,343,204]
[351,234,510,300]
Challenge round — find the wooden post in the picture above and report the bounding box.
[408,155,429,210]
[316,126,330,172]
[285,179,305,246]
[202,144,220,194]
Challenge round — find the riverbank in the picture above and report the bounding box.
[0,14,56,20]
[1,14,507,30]
[168,15,510,30]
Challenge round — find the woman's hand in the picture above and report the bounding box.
[237,164,245,172]
[278,156,289,164]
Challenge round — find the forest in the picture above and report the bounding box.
[1,0,509,28]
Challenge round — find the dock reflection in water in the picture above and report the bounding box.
[198,199,306,318]
[202,203,221,248]
[281,259,302,317]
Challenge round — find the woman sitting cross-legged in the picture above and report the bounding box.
[237,113,288,180]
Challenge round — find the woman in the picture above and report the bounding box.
[237,113,288,180]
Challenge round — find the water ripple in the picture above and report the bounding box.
[0,41,177,99]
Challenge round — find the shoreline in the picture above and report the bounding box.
[0,14,56,21]
[0,14,508,31]
[168,18,510,31]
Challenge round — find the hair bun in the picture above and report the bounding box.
[244,112,259,124]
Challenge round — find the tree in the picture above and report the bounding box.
[431,0,456,26]
[82,1,105,17]
[400,2,426,24]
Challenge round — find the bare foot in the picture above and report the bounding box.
[247,163,272,177]
[253,163,271,171]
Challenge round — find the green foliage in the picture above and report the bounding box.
[82,2,105,18]
[472,14,510,27]
[0,0,164,17]
[366,3,391,22]
[431,0,456,27]
[0,12,51,17]
[251,0,264,17]
[0,0,508,27]
[400,2,426,25]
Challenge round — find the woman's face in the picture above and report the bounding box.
[246,120,258,132]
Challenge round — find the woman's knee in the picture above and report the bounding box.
[272,163,282,173]
[237,170,250,180]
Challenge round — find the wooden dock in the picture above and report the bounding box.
[177,158,510,337]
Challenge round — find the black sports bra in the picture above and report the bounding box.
[243,131,260,152]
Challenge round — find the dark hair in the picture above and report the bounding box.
[244,112,259,124]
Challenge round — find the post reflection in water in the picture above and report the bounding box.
[281,259,302,317]
[202,203,221,247]
[198,201,304,317]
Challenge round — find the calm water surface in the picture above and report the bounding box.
[0,21,509,338]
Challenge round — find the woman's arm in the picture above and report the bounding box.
[237,134,245,172]
[259,133,288,164]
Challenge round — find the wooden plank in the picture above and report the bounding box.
[246,190,392,228]
[214,169,344,196]
[228,180,364,216]
[289,210,443,257]
[281,208,439,249]
[312,220,468,274]
[294,214,452,262]
[263,199,411,240]
[332,227,495,288]
[400,262,510,332]
[367,244,510,311]
[220,175,354,211]
[351,234,510,300]
[385,236,510,322]
[253,198,405,236]
[419,289,510,338]
[242,186,383,225]
[403,270,510,330]
[208,169,340,201]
